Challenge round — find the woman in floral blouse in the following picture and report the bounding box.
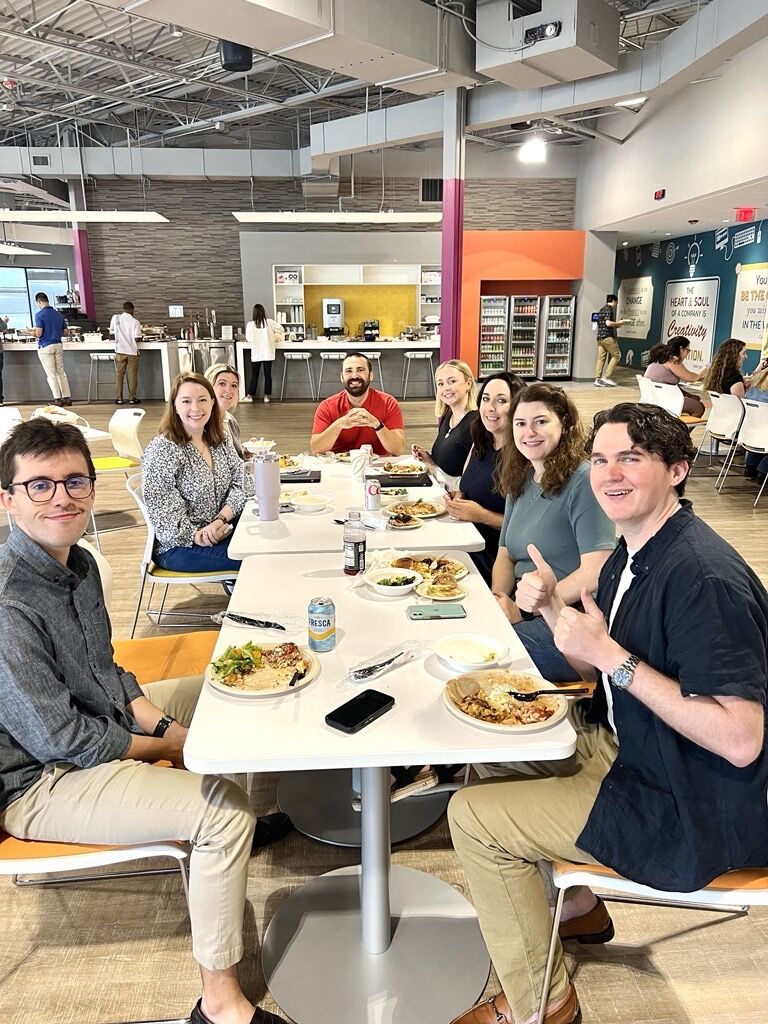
[142,372,245,572]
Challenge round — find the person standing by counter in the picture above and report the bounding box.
[33,293,72,407]
[243,303,285,404]
[0,314,7,406]
[110,301,142,405]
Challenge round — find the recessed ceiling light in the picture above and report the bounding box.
[665,232,672,236]
[232,211,442,224]
[622,241,629,246]
[615,96,647,108]
[0,210,168,223]
[722,219,730,223]
[518,136,547,163]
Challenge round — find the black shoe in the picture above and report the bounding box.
[252,812,293,851]
[62,397,73,407]
[190,998,287,1024]
[54,398,64,406]
[129,398,140,405]
[744,467,757,480]
[115,398,124,405]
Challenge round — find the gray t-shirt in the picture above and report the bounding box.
[500,461,616,582]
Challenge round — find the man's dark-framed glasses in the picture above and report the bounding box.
[8,475,96,502]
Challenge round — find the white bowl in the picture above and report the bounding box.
[364,568,424,597]
[435,633,509,672]
[291,492,331,513]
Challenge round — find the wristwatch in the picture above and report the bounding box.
[610,654,639,690]
[152,714,175,738]
[373,420,384,431]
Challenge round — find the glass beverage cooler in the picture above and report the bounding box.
[537,295,575,379]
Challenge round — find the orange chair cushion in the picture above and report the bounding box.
[113,630,218,684]
[553,860,768,892]
[0,832,115,859]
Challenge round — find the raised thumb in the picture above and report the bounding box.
[581,587,603,620]
[527,543,550,576]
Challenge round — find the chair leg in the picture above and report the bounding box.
[537,885,566,1024]
[403,359,410,399]
[317,359,325,397]
[716,442,740,491]
[87,360,94,403]
[90,510,102,552]
[156,584,169,626]
[755,473,767,508]
[429,356,436,396]
[280,359,288,401]
[376,358,384,392]
[130,573,148,638]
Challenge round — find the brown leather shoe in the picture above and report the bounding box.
[449,983,580,1024]
[558,896,615,944]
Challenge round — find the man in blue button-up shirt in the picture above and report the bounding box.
[0,418,286,1024]
[33,291,72,406]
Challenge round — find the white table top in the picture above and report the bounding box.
[184,552,577,775]
[229,458,484,558]
[236,340,440,353]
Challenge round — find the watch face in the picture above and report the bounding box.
[612,667,631,689]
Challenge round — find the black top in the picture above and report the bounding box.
[597,303,617,341]
[578,502,768,891]
[430,410,477,477]
[460,444,505,585]
[722,368,744,394]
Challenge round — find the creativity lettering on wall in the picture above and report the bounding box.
[730,262,768,350]
[661,277,720,372]
[617,277,653,349]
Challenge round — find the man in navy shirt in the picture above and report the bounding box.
[33,291,72,406]
[449,403,768,1024]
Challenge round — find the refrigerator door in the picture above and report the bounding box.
[508,296,540,378]
[538,295,575,379]
[478,296,509,377]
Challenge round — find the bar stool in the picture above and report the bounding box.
[317,351,348,396]
[280,352,316,401]
[401,351,435,398]
[87,353,115,401]
[367,351,384,390]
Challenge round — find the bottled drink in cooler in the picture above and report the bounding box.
[343,511,366,575]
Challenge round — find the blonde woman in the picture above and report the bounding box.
[205,363,244,457]
[412,359,478,476]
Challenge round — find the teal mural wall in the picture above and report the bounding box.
[613,220,768,374]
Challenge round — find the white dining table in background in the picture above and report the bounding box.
[184,551,577,1024]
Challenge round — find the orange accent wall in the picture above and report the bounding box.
[461,231,585,373]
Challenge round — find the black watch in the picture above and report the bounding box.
[152,714,175,738]
[374,420,384,432]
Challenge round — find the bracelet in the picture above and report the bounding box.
[152,714,175,738]
[374,420,384,432]
[217,514,230,524]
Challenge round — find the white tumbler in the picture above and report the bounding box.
[253,451,280,521]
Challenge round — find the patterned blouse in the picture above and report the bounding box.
[142,434,246,554]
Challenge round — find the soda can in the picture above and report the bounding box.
[308,596,336,652]
[364,477,381,511]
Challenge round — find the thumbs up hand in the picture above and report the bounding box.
[554,587,614,667]
[516,544,559,614]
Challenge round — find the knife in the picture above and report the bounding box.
[223,612,286,631]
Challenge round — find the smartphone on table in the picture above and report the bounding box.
[325,689,395,734]
[406,604,467,621]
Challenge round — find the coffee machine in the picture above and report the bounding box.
[322,298,344,336]
[363,319,380,341]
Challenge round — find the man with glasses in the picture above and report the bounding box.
[309,351,406,456]
[0,418,288,1024]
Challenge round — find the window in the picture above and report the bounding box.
[420,178,443,204]
[0,266,70,328]
[26,268,71,319]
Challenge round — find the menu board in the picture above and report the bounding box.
[660,277,720,372]
[617,276,653,340]
[731,262,768,351]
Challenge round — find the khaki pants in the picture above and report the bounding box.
[448,709,617,1022]
[37,343,71,400]
[595,337,620,380]
[1,675,256,972]
[115,352,139,400]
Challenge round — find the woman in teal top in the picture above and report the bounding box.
[491,382,616,681]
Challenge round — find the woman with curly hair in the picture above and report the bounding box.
[701,337,749,398]
[490,383,616,684]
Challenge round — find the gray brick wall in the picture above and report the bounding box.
[85,175,575,328]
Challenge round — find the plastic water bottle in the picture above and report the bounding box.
[343,511,366,576]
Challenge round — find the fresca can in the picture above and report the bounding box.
[308,596,336,652]
[364,477,381,511]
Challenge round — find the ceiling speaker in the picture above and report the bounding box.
[219,40,252,73]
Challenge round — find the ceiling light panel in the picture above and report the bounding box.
[232,212,442,224]
[0,211,169,223]
[0,243,50,255]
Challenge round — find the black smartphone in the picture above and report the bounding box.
[325,689,395,734]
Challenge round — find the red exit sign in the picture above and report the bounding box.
[654,189,666,201]
[736,207,756,222]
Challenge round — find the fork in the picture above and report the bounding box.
[506,686,592,702]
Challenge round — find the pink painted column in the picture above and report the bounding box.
[72,227,95,319]
[440,88,466,363]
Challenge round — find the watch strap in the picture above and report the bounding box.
[152,714,175,738]
[373,420,384,431]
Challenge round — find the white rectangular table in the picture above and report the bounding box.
[228,457,485,558]
[185,552,576,1024]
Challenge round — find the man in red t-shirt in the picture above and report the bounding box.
[310,352,406,456]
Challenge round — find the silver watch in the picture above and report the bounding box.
[610,654,639,690]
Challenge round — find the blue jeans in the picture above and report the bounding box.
[745,451,768,477]
[155,538,240,573]
[512,615,579,682]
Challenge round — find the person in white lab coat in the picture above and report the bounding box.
[243,304,284,403]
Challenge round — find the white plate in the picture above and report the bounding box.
[435,633,509,672]
[207,646,320,698]
[364,568,424,597]
[443,678,567,734]
[388,517,423,531]
[385,500,445,519]
[415,580,467,602]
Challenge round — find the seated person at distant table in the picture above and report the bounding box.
[310,352,405,457]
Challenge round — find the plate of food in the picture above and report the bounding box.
[435,634,509,672]
[336,451,351,462]
[291,492,332,513]
[386,499,445,519]
[364,568,424,597]
[278,453,304,471]
[388,512,423,530]
[381,461,426,476]
[415,573,467,601]
[207,641,319,697]
[443,669,567,733]
[391,555,468,582]
[381,487,408,496]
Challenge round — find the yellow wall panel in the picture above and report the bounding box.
[304,285,418,337]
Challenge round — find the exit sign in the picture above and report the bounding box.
[654,189,666,201]
[736,207,756,222]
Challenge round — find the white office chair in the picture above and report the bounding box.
[125,473,237,638]
[716,399,768,504]
[692,392,744,479]
[0,406,23,443]
[280,351,316,400]
[88,408,146,549]
[317,351,348,396]
[635,373,657,404]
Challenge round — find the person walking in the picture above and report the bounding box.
[33,292,72,406]
[110,300,142,404]
[0,313,8,406]
[594,293,624,388]
[244,303,284,403]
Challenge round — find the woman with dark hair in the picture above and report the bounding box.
[142,372,244,572]
[244,302,285,403]
[644,336,705,416]
[442,371,523,584]
[701,337,751,398]
[490,382,616,686]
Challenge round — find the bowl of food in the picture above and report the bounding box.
[243,437,276,455]
[364,568,424,597]
[435,634,508,672]
[290,492,332,513]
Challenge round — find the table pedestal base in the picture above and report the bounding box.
[277,768,450,847]
[262,864,490,1024]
